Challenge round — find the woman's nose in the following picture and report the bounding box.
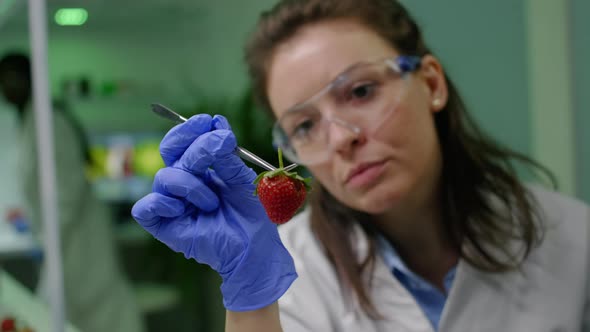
[326,117,365,155]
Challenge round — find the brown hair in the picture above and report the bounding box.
[245,0,553,318]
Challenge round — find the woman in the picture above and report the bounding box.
[132,0,590,331]
[0,53,145,332]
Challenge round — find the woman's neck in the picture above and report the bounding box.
[374,187,458,291]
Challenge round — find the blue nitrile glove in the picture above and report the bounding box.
[131,114,297,311]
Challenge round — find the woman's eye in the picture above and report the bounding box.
[349,83,375,101]
[291,119,315,139]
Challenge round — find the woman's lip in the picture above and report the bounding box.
[345,160,388,189]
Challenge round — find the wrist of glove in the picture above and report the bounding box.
[219,224,297,311]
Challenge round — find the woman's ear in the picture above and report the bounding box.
[420,55,448,113]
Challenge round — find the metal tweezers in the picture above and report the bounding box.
[151,103,298,172]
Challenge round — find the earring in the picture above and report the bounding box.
[432,99,442,107]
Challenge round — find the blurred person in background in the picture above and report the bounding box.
[0,52,145,332]
[132,0,590,331]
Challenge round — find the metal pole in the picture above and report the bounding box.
[27,1,66,331]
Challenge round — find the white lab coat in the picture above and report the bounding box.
[278,185,590,331]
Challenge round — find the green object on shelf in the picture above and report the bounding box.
[0,270,81,332]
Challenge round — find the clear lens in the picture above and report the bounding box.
[273,57,413,165]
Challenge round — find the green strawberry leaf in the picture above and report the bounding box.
[252,148,313,195]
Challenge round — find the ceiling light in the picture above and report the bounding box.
[55,8,88,26]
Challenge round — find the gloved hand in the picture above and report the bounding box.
[131,114,297,311]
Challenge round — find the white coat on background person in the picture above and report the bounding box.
[0,52,145,332]
[20,107,145,332]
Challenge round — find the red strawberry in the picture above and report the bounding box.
[254,149,311,224]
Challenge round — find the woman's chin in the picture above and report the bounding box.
[355,187,405,215]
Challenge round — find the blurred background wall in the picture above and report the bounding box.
[0,0,278,132]
[572,0,589,204]
[405,0,532,161]
[0,0,587,331]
